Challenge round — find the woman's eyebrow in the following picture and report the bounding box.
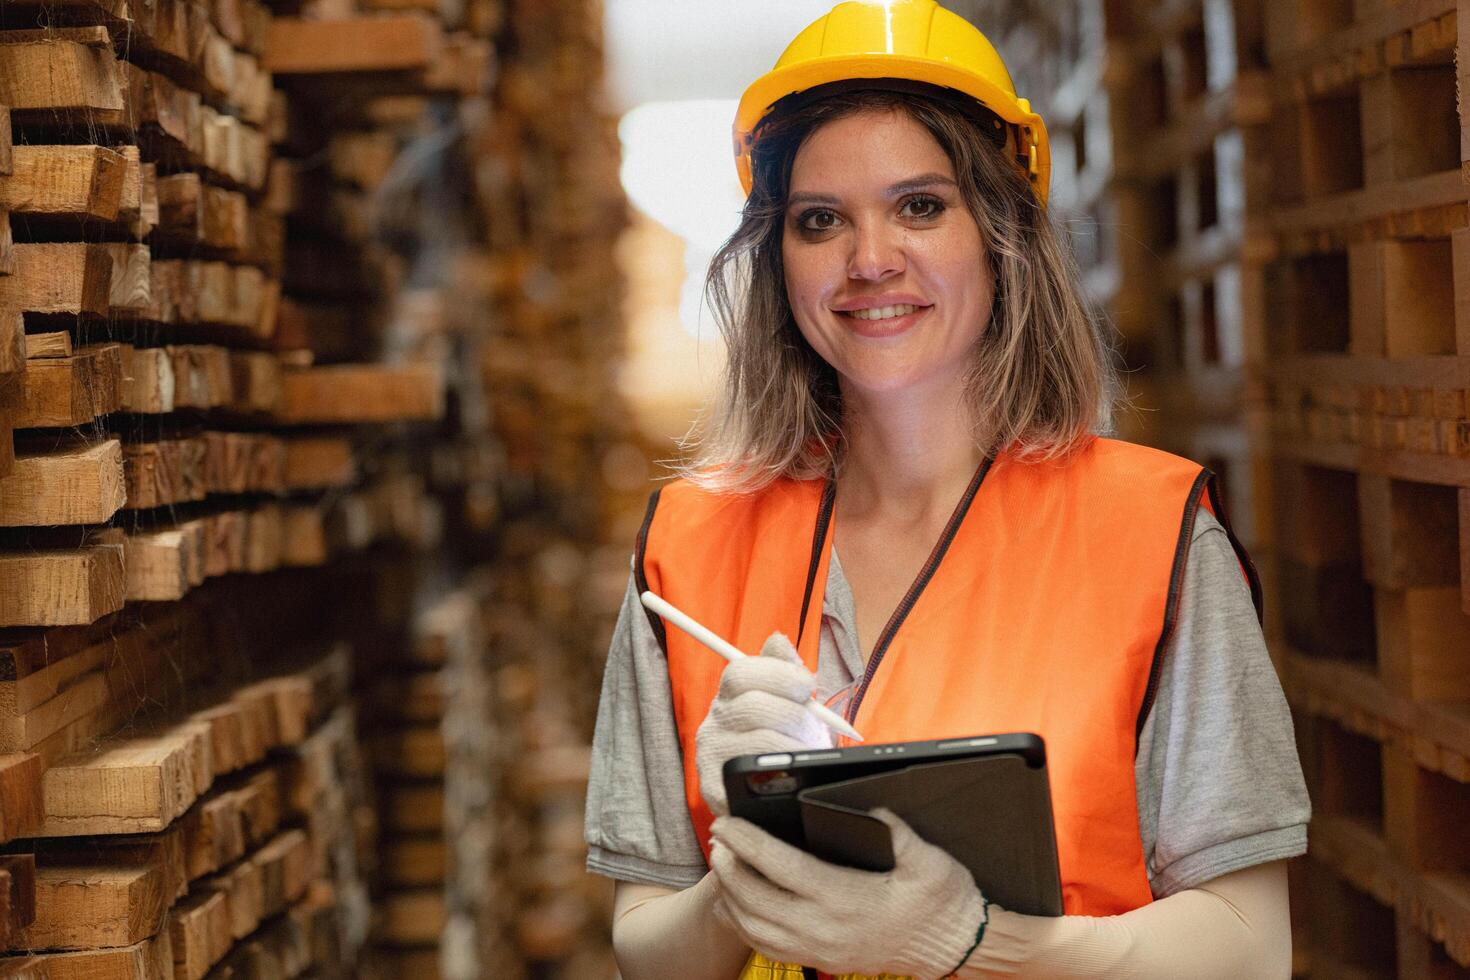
[788,174,958,207]
[886,173,958,196]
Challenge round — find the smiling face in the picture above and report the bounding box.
[781,107,992,400]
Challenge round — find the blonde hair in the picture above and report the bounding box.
[683,88,1118,492]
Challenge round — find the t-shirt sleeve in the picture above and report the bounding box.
[583,568,708,889]
[1135,510,1311,899]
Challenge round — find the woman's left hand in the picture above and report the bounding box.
[709,808,989,980]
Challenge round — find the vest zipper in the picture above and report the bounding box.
[796,481,838,649]
[844,457,994,723]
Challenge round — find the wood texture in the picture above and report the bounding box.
[0,439,125,527]
[14,344,122,428]
[0,545,124,627]
[276,364,443,424]
[264,15,443,74]
[0,28,125,123]
[0,145,126,220]
[0,244,112,316]
[41,721,211,835]
[10,862,169,950]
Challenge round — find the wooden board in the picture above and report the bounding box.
[0,439,125,526]
[40,720,212,835]
[0,28,125,124]
[0,145,127,221]
[264,15,443,74]
[276,364,443,424]
[24,932,174,980]
[282,438,356,489]
[0,754,42,842]
[0,243,112,316]
[10,862,169,950]
[13,344,122,429]
[0,545,124,627]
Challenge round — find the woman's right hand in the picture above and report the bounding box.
[695,631,834,817]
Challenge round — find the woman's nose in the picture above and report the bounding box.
[846,222,905,281]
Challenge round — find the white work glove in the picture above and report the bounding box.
[709,808,990,980]
[694,632,833,817]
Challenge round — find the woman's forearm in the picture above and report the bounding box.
[611,876,752,980]
[956,862,1291,979]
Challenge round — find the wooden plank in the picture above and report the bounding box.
[263,15,443,74]
[118,344,176,414]
[275,364,443,424]
[0,754,42,842]
[26,932,174,980]
[122,436,207,510]
[228,352,280,414]
[13,344,122,428]
[0,670,108,753]
[40,721,211,836]
[0,545,124,627]
[0,145,127,220]
[168,888,231,980]
[11,863,169,950]
[0,243,112,316]
[0,439,125,527]
[124,522,206,602]
[0,28,126,124]
[282,437,356,489]
[101,244,150,316]
[202,432,284,495]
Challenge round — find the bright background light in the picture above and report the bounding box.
[602,1,837,439]
[617,100,745,340]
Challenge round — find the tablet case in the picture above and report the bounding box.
[796,755,1063,916]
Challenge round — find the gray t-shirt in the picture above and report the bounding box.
[584,510,1310,898]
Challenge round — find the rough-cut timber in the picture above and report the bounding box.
[40,721,211,835]
[0,545,124,627]
[0,145,127,220]
[22,932,174,980]
[0,243,113,316]
[0,28,125,124]
[276,363,443,424]
[14,344,123,429]
[0,754,42,842]
[0,440,125,527]
[264,15,444,74]
[10,862,169,950]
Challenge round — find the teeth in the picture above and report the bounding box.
[847,304,919,321]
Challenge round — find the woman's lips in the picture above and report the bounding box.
[837,305,931,339]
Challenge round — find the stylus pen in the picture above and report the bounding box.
[639,590,865,743]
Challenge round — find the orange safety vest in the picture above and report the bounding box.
[636,438,1260,977]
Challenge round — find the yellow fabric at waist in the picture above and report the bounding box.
[740,950,915,979]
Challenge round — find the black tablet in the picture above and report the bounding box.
[723,731,1063,916]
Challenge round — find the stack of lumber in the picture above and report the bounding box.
[1252,1,1470,975]
[1099,0,1270,546]
[0,0,487,975]
[938,1,1470,972]
[360,580,524,979]
[1,643,363,978]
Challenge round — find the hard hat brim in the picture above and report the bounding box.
[734,55,1051,204]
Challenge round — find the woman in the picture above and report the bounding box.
[585,2,1309,977]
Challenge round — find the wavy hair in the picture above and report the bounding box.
[682,88,1118,492]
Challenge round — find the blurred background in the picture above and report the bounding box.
[0,0,1465,978]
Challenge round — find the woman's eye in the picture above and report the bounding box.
[900,195,945,220]
[797,209,840,233]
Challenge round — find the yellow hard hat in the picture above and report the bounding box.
[734,0,1050,205]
